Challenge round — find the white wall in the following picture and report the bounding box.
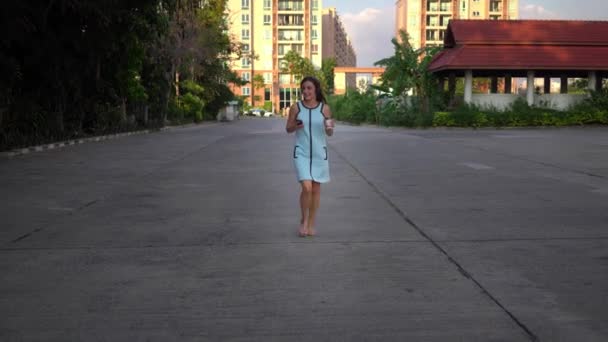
[534,94,588,110]
[471,94,520,110]
[471,94,588,111]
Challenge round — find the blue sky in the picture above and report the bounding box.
[323,0,608,66]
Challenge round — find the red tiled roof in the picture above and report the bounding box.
[446,20,608,47]
[430,20,608,72]
[430,45,608,71]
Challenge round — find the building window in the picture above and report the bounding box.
[312,15,318,25]
[241,57,251,67]
[279,74,291,84]
[242,72,250,81]
[279,87,300,110]
[242,87,250,96]
[311,44,318,54]
[264,14,271,25]
[264,30,271,40]
[312,0,319,10]
[264,72,272,84]
[265,88,271,101]
[242,14,249,24]
[473,11,480,16]
[242,29,250,40]
[242,0,249,9]
[490,1,502,12]
[242,43,249,52]
[264,0,271,9]
[311,29,318,40]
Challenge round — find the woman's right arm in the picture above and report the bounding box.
[285,104,299,133]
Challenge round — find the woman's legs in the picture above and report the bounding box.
[307,182,321,235]
[299,180,313,236]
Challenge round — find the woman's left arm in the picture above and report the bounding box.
[323,104,334,137]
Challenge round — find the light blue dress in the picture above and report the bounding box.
[293,101,330,183]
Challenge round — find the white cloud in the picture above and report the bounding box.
[340,7,395,67]
[520,4,559,19]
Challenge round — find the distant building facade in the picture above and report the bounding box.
[226,0,357,111]
[322,7,357,91]
[395,0,519,48]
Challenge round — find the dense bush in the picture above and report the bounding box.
[328,90,377,124]
[331,89,608,128]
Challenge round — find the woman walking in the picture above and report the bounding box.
[285,76,334,237]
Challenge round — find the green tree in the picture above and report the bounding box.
[252,74,266,106]
[373,30,440,112]
[320,58,336,95]
[281,50,316,84]
[0,0,243,150]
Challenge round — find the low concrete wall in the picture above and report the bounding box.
[534,94,588,110]
[470,94,588,111]
[471,94,520,110]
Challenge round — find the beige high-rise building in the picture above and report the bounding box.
[227,0,350,112]
[395,0,519,48]
[322,8,356,67]
[322,7,357,90]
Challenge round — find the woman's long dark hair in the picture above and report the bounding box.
[300,76,326,104]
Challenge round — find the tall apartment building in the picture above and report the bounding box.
[322,7,357,90]
[395,0,519,48]
[226,0,323,112]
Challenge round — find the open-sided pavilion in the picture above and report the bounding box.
[428,20,608,110]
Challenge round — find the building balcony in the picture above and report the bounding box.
[277,3,304,11]
[278,19,304,26]
[278,22,304,27]
[427,0,452,12]
[278,36,304,42]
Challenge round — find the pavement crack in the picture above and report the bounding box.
[330,144,540,342]
[11,228,43,243]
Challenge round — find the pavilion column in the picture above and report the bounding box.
[504,75,512,94]
[438,76,446,93]
[526,71,535,106]
[544,77,551,94]
[588,71,597,92]
[490,76,498,94]
[464,70,473,104]
[560,76,568,94]
[448,73,456,107]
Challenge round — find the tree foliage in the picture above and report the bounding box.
[0,0,240,151]
[281,50,316,84]
[373,30,440,112]
[280,51,335,96]
[320,58,336,95]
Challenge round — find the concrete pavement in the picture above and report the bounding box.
[1,118,607,341]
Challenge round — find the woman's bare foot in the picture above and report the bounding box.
[298,221,308,237]
[307,227,316,236]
